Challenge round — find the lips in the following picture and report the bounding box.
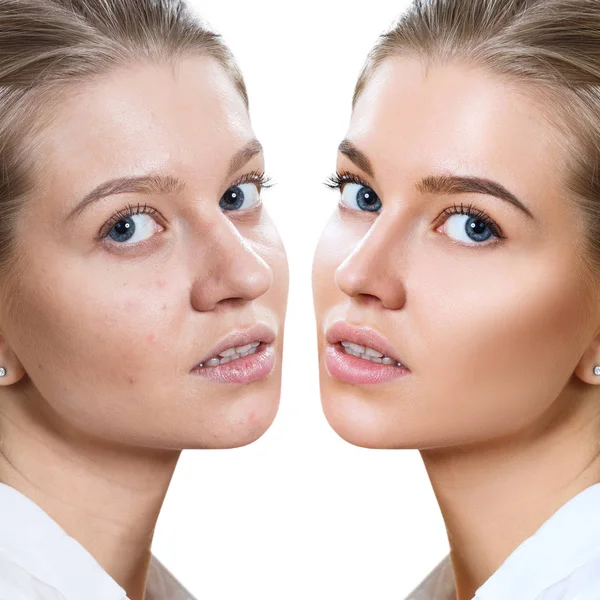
[193,323,276,369]
[325,320,407,367]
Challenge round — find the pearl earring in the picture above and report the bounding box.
[0,367,6,377]
[594,366,600,376]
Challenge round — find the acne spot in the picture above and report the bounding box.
[248,410,257,424]
[155,279,166,289]
[128,375,136,385]
[147,333,156,344]
[161,304,167,311]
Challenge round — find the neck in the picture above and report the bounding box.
[0,380,180,600]
[421,381,600,600]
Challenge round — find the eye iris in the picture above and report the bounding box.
[109,218,135,242]
[357,186,381,212]
[220,186,244,210]
[466,217,492,242]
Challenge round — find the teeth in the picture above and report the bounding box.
[198,341,262,368]
[340,340,402,366]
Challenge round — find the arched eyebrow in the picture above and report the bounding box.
[337,139,534,219]
[417,174,534,219]
[338,139,375,178]
[65,139,264,221]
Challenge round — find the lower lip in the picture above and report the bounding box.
[325,343,410,385]
[191,343,276,384]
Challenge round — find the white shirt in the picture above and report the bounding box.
[405,482,600,600]
[0,482,197,600]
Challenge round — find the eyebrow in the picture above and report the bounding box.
[338,139,533,219]
[338,139,375,177]
[417,174,534,219]
[66,139,264,221]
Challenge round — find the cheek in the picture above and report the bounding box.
[252,212,290,305]
[10,263,181,413]
[414,253,589,439]
[312,213,362,306]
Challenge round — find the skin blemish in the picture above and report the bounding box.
[147,333,156,343]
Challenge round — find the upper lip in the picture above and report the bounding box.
[325,320,407,366]
[193,323,276,367]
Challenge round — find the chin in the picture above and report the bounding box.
[211,384,282,449]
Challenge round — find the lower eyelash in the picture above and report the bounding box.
[441,202,504,239]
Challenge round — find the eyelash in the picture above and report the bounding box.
[325,170,370,191]
[99,170,273,240]
[325,170,505,240]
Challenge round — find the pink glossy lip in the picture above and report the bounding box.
[324,321,410,385]
[190,324,277,384]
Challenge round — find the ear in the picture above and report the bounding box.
[0,334,25,386]
[574,329,600,385]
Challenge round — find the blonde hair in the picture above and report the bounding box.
[0,0,247,287]
[353,0,600,278]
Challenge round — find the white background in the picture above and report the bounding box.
[152,1,449,598]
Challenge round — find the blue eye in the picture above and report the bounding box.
[219,182,261,211]
[103,204,162,245]
[439,203,504,246]
[340,183,382,212]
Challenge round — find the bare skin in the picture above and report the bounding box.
[0,56,288,600]
[312,56,600,600]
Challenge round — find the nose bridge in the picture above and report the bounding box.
[335,212,407,309]
[189,210,272,311]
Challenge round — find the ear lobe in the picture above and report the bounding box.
[0,335,26,385]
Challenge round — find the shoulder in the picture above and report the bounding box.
[0,553,67,600]
[537,553,600,600]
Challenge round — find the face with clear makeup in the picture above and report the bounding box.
[0,55,289,450]
[312,56,600,450]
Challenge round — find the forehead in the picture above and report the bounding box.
[348,56,571,206]
[33,55,253,196]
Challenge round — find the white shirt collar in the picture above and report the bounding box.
[475,481,600,599]
[0,481,194,600]
[406,482,600,600]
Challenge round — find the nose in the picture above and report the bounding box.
[190,214,273,312]
[334,217,407,310]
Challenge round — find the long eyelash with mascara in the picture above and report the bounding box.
[231,169,274,191]
[441,202,505,239]
[325,170,371,191]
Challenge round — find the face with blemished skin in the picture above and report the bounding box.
[0,55,289,450]
[312,56,600,450]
